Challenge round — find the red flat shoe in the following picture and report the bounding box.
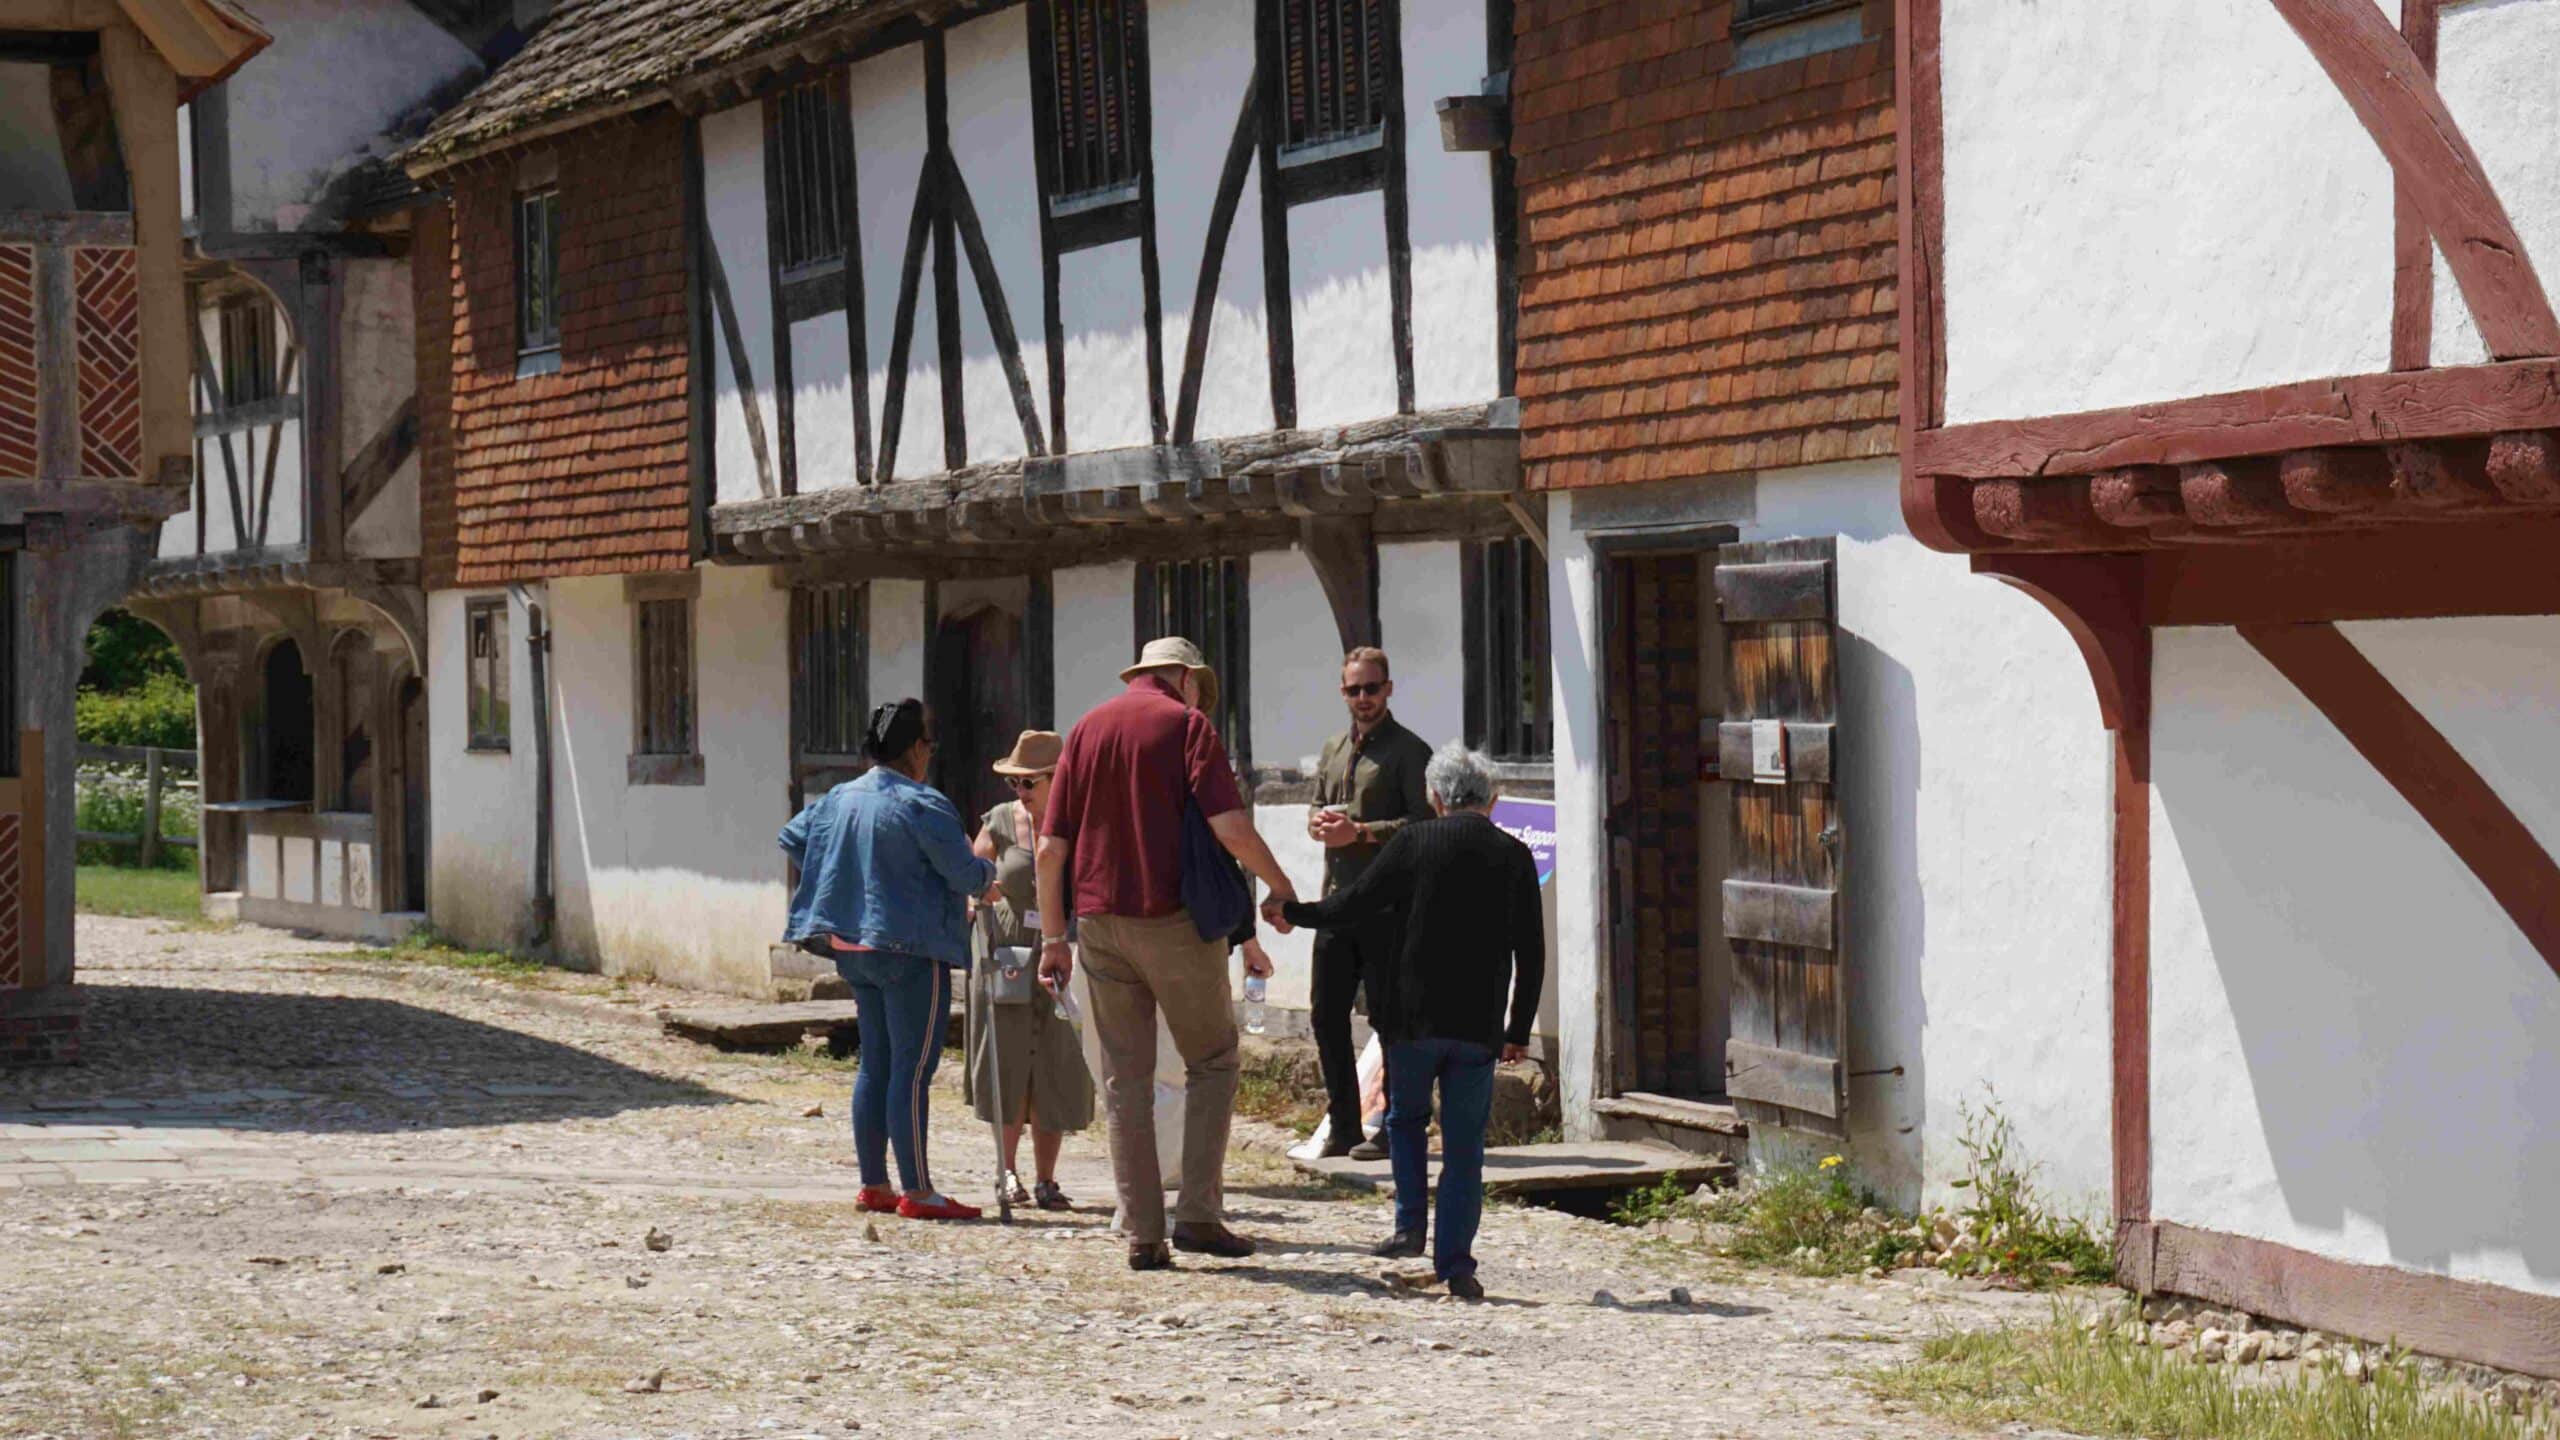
[896,1192,983,1222]
[857,1186,900,1214]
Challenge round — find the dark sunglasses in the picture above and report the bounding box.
[1340,681,1386,698]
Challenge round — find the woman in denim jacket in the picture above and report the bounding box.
[780,698,997,1221]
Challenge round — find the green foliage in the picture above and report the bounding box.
[73,764,200,868]
[75,671,198,750]
[75,864,203,921]
[1938,1096,2114,1285]
[1617,1155,1922,1276]
[80,609,184,692]
[342,929,544,981]
[1874,1304,2550,1440]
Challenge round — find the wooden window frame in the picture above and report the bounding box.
[1134,556,1251,774]
[1732,0,1859,33]
[514,187,561,376]
[1273,0,1395,190]
[791,581,871,770]
[464,597,510,754]
[1028,0,1153,253]
[769,73,852,315]
[629,590,702,785]
[216,295,275,410]
[1462,534,1552,762]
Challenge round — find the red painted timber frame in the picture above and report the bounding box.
[1899,0,2560,1374]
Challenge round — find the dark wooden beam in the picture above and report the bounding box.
[926,32,965,471]
[761,93,801,495]
[338,393,417,524]
[2390,0,2438,371]
[940,154,1044,457]
[875,159,940,485]
[701,220,779,499]
[1299,513,1378,651]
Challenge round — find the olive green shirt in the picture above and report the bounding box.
[1313,712,1433,894]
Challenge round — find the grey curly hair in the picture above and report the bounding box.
[1423,741,1497,812]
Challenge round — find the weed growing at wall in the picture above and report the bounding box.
[1873,1303,2553,1440]
[1935,1096,2113,1284]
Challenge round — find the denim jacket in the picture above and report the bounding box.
[778,768,994,967]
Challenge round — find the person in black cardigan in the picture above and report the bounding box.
[1268,742,1544,1298]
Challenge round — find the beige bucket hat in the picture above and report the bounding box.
[1119,636,1221,714]
[991,730,1062,777]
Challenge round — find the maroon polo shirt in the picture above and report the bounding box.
[1042,673,1247,919]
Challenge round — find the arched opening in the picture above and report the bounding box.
[257,638,313,805]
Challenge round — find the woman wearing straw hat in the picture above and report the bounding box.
[967,730,1096,1210]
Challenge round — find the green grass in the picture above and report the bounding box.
[1873,1308,2552,1440]
[1615,1161,1928,1276]
[339,928,545,981]
[74,863,203,921]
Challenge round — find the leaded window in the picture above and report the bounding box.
[1136,557,1249,771]
[1278,0,1388,152]
[1042,0,1147,205]
[1464,536,1551,760]
[771,76,848,275]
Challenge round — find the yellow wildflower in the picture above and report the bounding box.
[1819,1154,1845,1170]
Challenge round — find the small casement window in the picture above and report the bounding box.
[633,597,697,759]
[1135,556,1250,771]
[1278,0,1389,154]
[1463,536,1552,761]
[514,187,560,368]
[792,582,869,760]
[1041,0,1147,208]
[465,598,509,752]
[217,296,276,409]
[770,75,848,276]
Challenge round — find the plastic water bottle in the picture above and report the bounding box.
[1243,974,1268,1035]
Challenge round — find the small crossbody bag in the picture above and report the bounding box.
[977,902,1039,1007]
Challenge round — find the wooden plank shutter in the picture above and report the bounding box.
[1717,536,1847,1135]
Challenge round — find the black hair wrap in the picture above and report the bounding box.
[863,698,927,763]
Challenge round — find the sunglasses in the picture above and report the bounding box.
[1006,775,1046,792]
[1340,681,1386,698]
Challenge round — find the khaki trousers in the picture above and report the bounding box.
[1078,910,1238,1244]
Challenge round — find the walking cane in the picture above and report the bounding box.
[977,906,1015,1225]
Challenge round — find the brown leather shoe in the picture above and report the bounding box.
[1170,1222,1258,1259]
[1128,1241,1174,1272]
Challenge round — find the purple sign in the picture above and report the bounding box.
[1489,797,1558,886]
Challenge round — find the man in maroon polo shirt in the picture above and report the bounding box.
[1035,636,1298,1270]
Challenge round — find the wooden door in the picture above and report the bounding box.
[1716,536,1846,1135]
[398,675,427,910]
[1602,549,1718,1099]
[929,604,1025,830]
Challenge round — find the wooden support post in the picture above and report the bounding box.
[1299,514,1379,652]
[139,748,163,869]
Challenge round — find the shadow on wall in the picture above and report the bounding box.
[1836,626,1927,1206]
[2159,657,2560,1289]
[35,984,731,1135]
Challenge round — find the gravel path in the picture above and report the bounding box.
[0,916,2059,1440]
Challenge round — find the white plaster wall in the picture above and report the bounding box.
[1248,549,1350,772]
[946,8,1051,463]
[791,315,862,489]
[216,0,480,231]
[1938,0,2391,422]
[1052,562,1135,729]
[1287,192,1397,430]
[1058,241,1152,453]
[341,257,419,556]
[1550,462,2114,1216]
[869,578,928,704]
[2428,0,2560,368]
[2150,620,2560,1297]
[1147,0,1274,439]
[1377,540,1464,751]
[545,570,793,996]
[426,587,537,952]
[170,301,306,556]
[852,47,945,480]
[1399,0,1500,411]
[705,102,786,507]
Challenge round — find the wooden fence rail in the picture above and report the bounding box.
[73,743,201,865]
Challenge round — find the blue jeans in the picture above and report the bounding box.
[834,950,951,1194]
[1386,1037,1497,1281]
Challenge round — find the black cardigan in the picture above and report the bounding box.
[1281,811,1544,1050]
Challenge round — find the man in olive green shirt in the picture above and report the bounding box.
[1307,646,1433,1159]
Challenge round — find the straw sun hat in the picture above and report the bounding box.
[990,730,1062,777]
[1118,636,1221,715]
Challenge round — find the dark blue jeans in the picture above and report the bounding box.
[834,949,951,1194]
[1386,1036,1498,1281]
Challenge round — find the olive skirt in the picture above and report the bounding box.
[964,963,1096,1130]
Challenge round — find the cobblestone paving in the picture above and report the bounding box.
[0,917,2062,1440]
